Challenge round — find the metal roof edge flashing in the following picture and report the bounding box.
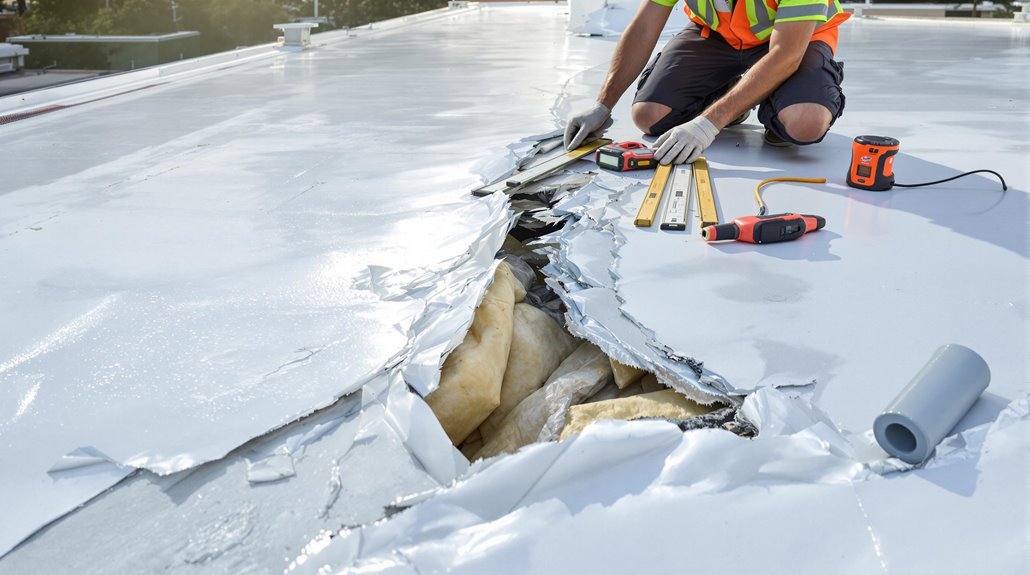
[0,43,280,116]
[6,32,201,44]
[842,6,1030,29]
[861,15,1030,30]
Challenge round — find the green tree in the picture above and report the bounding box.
[321,0,447,28]
[20,0,106,33]
[177,0,289,52]
[18,0,290,47]
[13,0,450,59]
[91,0,177,35]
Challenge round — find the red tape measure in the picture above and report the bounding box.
[596,141,656,172]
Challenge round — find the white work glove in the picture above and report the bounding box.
[653,115,719,165]
[563,102,614,151]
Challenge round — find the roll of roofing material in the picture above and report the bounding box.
[874,344,990,464]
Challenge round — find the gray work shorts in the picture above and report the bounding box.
[633,24,845,144]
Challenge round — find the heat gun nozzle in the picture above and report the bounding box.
[701,223,739,242]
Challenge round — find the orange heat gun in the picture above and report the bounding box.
[701,213,825,244]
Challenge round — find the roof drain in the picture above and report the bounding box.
[273,23,319,51]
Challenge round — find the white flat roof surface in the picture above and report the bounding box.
[1,3,1027,573]
[602,16,1029,434]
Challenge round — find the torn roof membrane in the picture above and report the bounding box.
[3,371,458,573]
[1,2,1028,573]
[291,392,1029,574]
[0,4,565,558]
[284,7,1026,575]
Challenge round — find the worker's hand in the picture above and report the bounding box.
[653,115,719,165]
[563,102,613,151]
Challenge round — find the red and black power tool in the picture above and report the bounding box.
[595,141,656,172]
[702,177,827,244]
[701,213,825,244]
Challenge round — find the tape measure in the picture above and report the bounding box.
[596,141,656,172]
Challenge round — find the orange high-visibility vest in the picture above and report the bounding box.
[654,0,850,52]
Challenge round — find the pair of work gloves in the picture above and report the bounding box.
[563,102,718,165]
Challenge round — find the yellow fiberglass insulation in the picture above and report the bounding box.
[460,429,484,460]
[559,389,715,440]
[473,341,612,459]
[477,303,580,441]
[426,262,521,445]
[610,358,647,389]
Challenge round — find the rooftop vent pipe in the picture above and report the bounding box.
[273,23,319,51]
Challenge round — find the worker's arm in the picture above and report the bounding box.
[702,20,818,129]
[564,1,673,150]
[597,1,674,110]
[654,20,818,164]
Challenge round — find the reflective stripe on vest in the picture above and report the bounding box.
[688,0,842,42]
[828,0,842,18]
[776,3,830,19]
[749,0,774,39]
[686,0,720,29]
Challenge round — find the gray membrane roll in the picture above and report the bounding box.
[874,344,990,464]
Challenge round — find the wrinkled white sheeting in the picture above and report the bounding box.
[2,373,458,574]
[538,176,744,405]
[291,393,1029,574]
[568,0,689,36]
[1,5,606,557]
[0,187,508,555]
[536,169,745,404]
[397,132,577,397]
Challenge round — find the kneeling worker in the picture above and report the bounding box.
[564,0,850,164]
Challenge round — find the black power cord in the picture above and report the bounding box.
[894,169,1008,191]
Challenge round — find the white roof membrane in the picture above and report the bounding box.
[1,3,1027,573]
[289,9,1028,574]
[0,5,576,557]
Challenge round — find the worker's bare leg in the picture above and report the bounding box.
[632,102,673,135]
[777,102,832,144]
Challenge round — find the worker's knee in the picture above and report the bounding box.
[777,103,832,144]
[632,102,672,135]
